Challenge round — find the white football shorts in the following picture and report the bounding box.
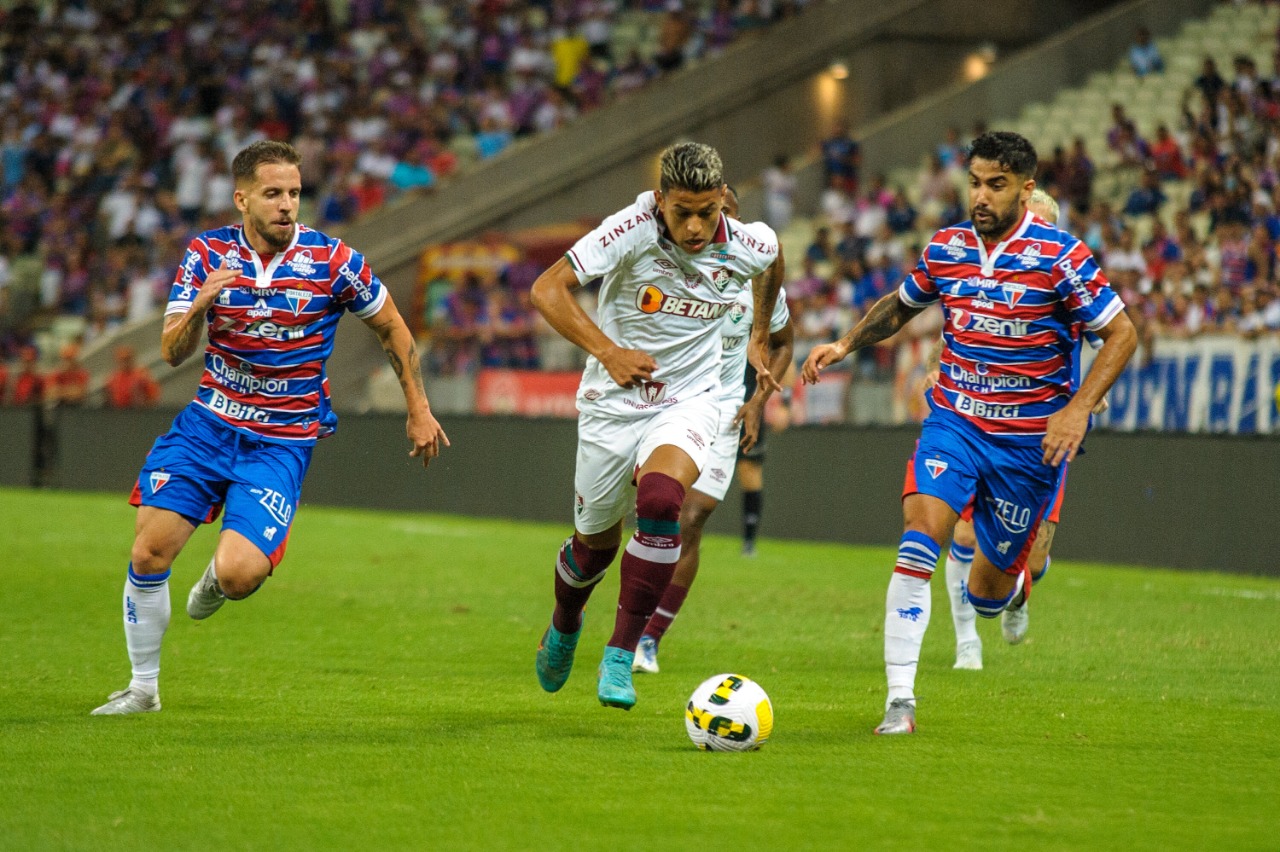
[690,402,742,502]
[572,391,719,534]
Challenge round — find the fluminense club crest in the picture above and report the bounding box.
[640,381,667,404]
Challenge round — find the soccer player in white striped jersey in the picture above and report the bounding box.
[530,143,785,711]
[632,186,795,674]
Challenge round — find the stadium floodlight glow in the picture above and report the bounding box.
[828,59,849,80]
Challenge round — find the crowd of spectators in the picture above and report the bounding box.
[775,24,1280,382]
[0,340,158,408]
[0,0,808,372]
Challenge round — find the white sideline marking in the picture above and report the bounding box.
[1204,587,1280,602]
[390,521,483,538]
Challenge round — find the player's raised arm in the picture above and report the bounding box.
[748,249,785,395]
[361,295,450,468]
[160,267,239,366]
[530,257,656,388]
[802,290,923,384]
[1042,309,1137,466]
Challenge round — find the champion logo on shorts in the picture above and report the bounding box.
[150,471,171,492]
[925,459,949,479]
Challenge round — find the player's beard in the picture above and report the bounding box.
[970,201,1020,240]
[251,213,294,252]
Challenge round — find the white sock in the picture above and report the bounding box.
[124,565,170,695]
[884,572,931,707]
[945,545,979,646]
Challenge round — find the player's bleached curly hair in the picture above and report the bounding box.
[659,142,725,193]
[1028,187,1060,222]
[232,140,302,185]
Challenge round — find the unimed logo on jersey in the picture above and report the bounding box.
[635,284,730,320]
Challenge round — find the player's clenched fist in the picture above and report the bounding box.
[599,344,657,389]
[198,267,241,304]
[801,340,850,385]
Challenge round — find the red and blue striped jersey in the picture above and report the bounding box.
[165,224,388,444]
[899,210,1124,443]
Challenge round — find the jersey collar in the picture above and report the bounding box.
[972,209,1032,277]
[237,224,299,289]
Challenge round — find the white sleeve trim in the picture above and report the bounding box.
[566,249,596,285]
[1084,296,1125,331]
[898,286,933,309]
[352,286,389,319]
[165,302,193,316]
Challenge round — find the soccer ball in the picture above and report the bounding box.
[684,673,773,752]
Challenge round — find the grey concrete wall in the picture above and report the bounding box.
[29,407,1280,576]
[0,408,36,486]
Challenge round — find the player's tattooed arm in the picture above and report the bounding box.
[366,304,428,401]
[803,291,921,384]
[160,267,239,366]
[843,291,923,352]
[362,296,450,467]
[748,250,786,395]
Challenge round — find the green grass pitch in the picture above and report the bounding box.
[1,487,1277,850]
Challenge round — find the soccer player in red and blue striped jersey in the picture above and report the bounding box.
[93,141,449,716]
[803,132,1137,735]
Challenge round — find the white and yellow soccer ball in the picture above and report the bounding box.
[684,673,773,751]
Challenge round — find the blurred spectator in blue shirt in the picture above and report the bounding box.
[1128,27,1164,77]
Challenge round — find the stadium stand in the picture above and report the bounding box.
[400,0,1279,429]
[0,0,809,394]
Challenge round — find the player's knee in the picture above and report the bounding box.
[130,538,173,574]
[952,521,977,550]
[216,569,265,600]
[636,472,685,522]
[213,556,271,600]
[679,495,714,531]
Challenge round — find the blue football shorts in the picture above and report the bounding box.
[902,413,1060,574]
[129,405,313,567]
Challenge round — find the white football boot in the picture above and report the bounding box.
[874,698,916,735]
[187,564,226,620]
[91,687,160,716]
[953,638,983,670]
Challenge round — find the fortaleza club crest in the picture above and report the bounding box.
[1001,281,1027,309]
[150,471,171,492]
[286,288,313,316]
[640,381,667,404]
